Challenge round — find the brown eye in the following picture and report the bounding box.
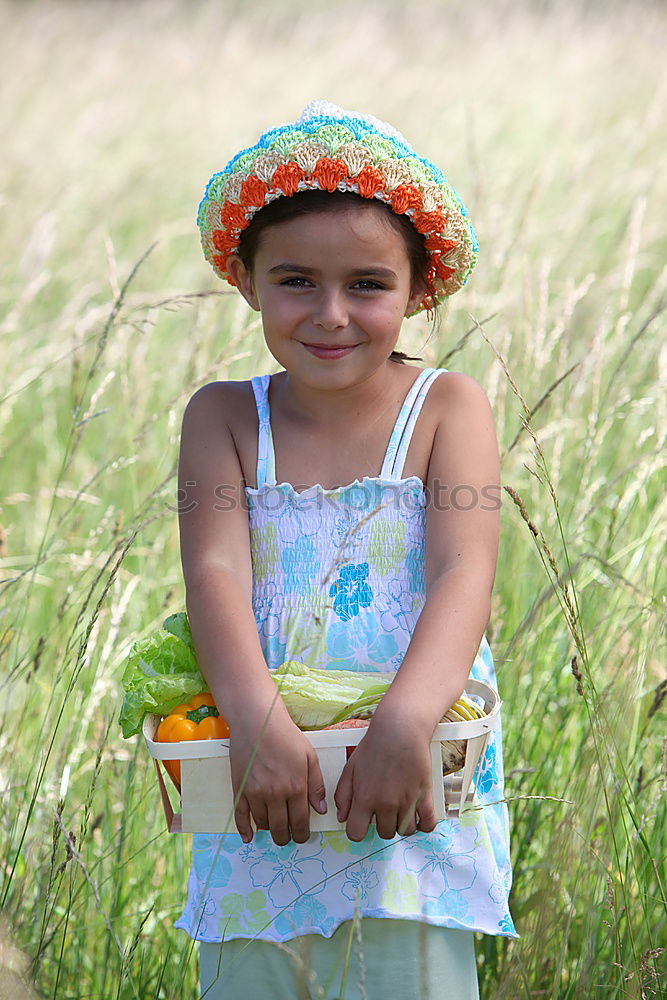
[281,277,312,287]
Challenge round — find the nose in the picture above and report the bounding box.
[313,288,348,330]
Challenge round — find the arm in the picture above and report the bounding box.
[373,372,500,726]
[335,373,501,840]
[178,383,327,844]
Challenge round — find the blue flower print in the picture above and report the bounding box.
[194,832,245,856]
[376,582,417,635]
[482,814,511,878]
[405,538,425,593]
[274,894,336,938]
[498,913,517,936]
[403,825,479,896]
[423,888,470,922]
[487,870,509,907]
[326,609,399,671]
[475,739,499,796]
[470,635,495,686]
[329,563,373,621]
[193,836,233,889]
[339,480,393,515]
[249,844,328,909]
[282,535,318,596]
[238,843,258,864]
[189,889,217,938]
[253,582,282,641]
[234,833,285,864]
[261,633,289,672]
[341,864,380,904]
[264,485,324,539]
[331,508,369,562]
[479,799,513,880]
[397,482,426,526]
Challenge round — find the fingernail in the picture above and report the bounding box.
[318,799,327,814]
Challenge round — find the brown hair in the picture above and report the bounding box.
[236,189,435,364]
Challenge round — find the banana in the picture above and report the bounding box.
[451,697,484,722]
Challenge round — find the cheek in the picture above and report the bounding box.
[259,290,302,326]
[366,298,408,329]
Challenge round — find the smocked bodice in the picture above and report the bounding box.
[244,368,441,672]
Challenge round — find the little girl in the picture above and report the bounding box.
[174,100,516,999]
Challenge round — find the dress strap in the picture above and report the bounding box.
[250,375,277,488]
[379,367,446,480]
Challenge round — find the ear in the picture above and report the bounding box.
[405,281,426,317]
[226,254,260,311]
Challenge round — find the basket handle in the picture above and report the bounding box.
[154,759,178,833]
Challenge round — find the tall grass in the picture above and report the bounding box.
[1,0,665,996]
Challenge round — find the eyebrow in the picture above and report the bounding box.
[267,263,399,280]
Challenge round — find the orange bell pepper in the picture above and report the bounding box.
[156,692,230,790]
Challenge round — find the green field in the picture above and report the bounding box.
[1,0,665,996]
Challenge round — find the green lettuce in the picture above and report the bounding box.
[119,613,207,738]
[272,660,394,730]
[119,613,395,737]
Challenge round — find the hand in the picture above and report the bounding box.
[334,708,438,842]
[229,697,327,847]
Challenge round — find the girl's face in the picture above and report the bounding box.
[227,204,424,391]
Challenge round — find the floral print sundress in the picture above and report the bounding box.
[175,367,517,943]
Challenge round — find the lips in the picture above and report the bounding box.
[302,342,358,349]
[301,342,358,359]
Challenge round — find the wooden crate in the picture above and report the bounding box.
[143,679,500,834]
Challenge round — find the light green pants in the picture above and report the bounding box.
[199,917,480,999]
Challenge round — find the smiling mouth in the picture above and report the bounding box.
[302,340,357,351]
[302,342,358,349]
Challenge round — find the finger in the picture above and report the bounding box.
[375,808,399,841]
[334,761,354,824]
[234,795,253,844]
[345,802,374,843]
[287,793,311,844]
[267,801,291,847]
[306,748,327,815]
[247,798,269,833]
[416,792,438,833]
[397,808,418,838]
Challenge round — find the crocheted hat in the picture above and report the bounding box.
[197,100,478,314]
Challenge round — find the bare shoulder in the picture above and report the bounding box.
[429,369,494,415]
[181,380,257,448]
[180,379,258,489]
[424,371,500,583]
[180,380,252,465]
[426,369,496,442]
[183,379,253,424]
[425,370,499,487]
[178,380,257,584]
